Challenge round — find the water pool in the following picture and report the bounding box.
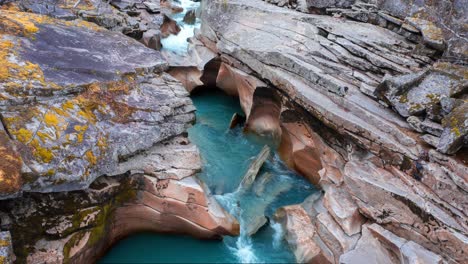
[99,91,316,263]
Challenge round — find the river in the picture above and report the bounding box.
[99,1,316,262]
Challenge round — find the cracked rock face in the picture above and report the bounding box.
[0,136,239,263]
[190,0,467,263]
[0,8,239,263]
[0,10,193,198]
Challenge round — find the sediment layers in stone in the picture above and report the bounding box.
[181,0,467,263]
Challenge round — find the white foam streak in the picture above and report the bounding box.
[270,220,284,249]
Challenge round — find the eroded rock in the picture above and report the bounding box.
[0,136,239,263]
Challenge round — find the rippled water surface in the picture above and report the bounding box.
[100,91,316,263]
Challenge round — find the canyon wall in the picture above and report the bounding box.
[0,2,239,263]
[179,0,467,263]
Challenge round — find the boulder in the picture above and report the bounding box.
[183,9,197,25]
[161,14,180,38]
[140,28,162,50]
[238,146,271,191]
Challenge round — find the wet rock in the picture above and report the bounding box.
[1,136,239,263]
[254,172,273,196]
[245,215,268,236]
[238,146,270,191]
[245,88,282,140]
[164,37,218,92]
[183,9,197,25]
[216,63,266,117]
[161,14,181,37]
[229,113,246,129]
[278,116,345,185]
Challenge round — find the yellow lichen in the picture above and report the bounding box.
[36,131,54,143]
[44,112,60,127]
[13,128,33,143]
[30,139,54,163]
[85,150,97,166]
[0,239,9,247]
[96,136,108,151]
[74,125,88,143]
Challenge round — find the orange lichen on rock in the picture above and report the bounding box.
[0,130,23,196]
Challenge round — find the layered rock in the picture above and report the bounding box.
[187,0,467,263]
[15,0,186,50]
[263,0,467,62]
[0,8,239,263]
[0,136,239,263]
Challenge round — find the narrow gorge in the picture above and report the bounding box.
[0,0,466,263]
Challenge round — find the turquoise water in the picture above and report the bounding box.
[99,91,316,263]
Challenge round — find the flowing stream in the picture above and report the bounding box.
[100,1,317,262]
[100,91,316,263]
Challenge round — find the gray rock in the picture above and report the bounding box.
[406,116,423,133]
[421,134,439,148]
[438,102,467,154]
[238,146,271,191]
[420,119,444,137]
[0,231,15,264]
[0,11,195,198]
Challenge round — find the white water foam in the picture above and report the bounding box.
[161,0,201,55]
[270,220,284,249]
[161,24,199,55]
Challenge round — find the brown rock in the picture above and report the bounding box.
[323,185,365,236]
[229,113,246,129]
[278,118,345,186]
[274,205,334,264]
[161,14,181,38]
[216,63,266,116]
[2,137,239,263]
[244,88,282,140]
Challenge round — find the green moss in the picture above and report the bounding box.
[63,231,86,263]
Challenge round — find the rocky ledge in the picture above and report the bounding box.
[170,0,467,263]
[0,7,238,263]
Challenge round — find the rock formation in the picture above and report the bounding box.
[174,0,467,263]
[1,0,466,263]
[0,5,239,263]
